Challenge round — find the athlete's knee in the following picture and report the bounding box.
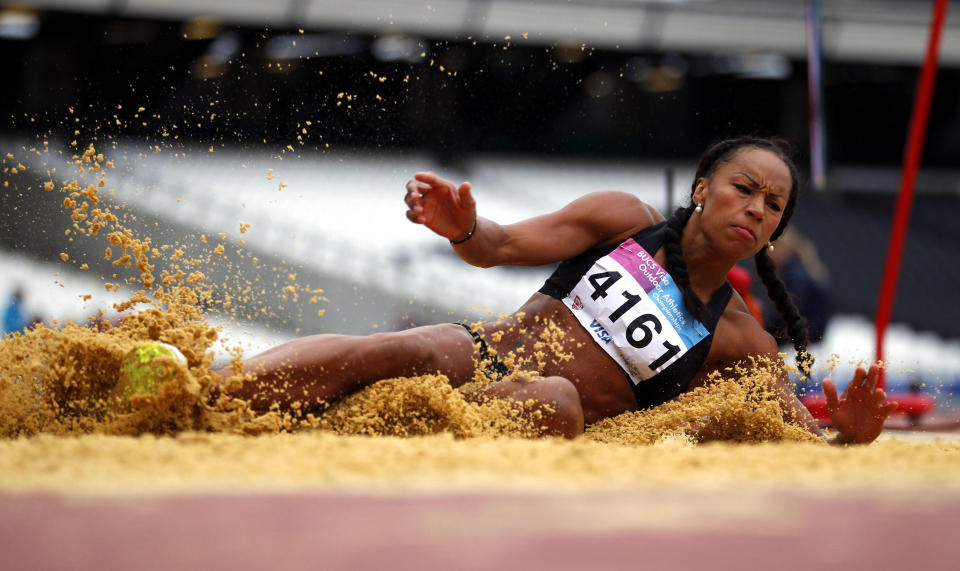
[540,377,585,439]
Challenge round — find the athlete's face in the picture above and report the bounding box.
[691,147,792,258]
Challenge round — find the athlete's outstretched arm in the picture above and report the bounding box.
[404,171,663,268]
[768,355,897,444]
[766,356,896,445]
[709,311,895,445]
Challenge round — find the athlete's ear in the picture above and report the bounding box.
[692,177,708,206]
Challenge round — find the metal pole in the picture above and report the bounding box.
[805,0,826,191]
[665,166,674,213]
[874,0,949,389]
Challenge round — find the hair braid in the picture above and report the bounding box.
[664,205,710,324]
[754,248,813,375]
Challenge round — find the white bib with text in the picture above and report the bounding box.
[562,237,709,385]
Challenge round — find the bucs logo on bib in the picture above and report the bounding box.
[563,237,708,385]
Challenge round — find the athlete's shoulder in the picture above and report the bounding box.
[573,191,664,247]
[595,191,663,219]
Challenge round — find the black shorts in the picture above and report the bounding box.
[456,323,510,381]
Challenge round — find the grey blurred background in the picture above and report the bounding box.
[1,0,959,393]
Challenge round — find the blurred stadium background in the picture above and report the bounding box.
[1,0,959,409]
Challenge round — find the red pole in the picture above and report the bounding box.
[874,0,949,389]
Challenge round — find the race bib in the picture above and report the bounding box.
[563,237,708,384]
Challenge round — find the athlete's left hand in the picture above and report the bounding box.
[823,364,898,444]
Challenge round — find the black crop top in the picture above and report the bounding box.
[538,222,733,409]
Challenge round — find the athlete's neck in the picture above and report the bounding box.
[679,221,735,301]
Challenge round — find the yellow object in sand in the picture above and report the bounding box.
[115,342,188,402]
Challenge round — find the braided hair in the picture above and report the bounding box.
[663,137,811,374]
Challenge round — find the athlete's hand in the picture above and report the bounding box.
[404,172,476,241]
[823,364,898,444]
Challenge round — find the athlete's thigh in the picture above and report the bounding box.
[382,323,478,384]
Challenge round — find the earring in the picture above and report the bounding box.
[694,204,702,214]
[768,242,775,252]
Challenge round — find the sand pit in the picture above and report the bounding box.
[1,430,959,496]
[4,314,957,498]
[3,306,957,500]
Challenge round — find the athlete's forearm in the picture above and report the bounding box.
[771,373,826,441]
[451,217,511,268]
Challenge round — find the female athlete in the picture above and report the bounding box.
[227,137,897,443]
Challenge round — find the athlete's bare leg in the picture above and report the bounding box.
[217,323,585,438]
[220,323,477,412]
